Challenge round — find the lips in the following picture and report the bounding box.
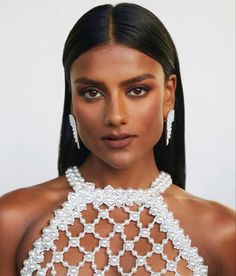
[101,133,136,149]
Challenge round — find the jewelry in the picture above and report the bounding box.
[166,109,175,146]
[20,166,208,276]
[69,114,80,149]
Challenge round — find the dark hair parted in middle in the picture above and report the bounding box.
[58,3,186,189]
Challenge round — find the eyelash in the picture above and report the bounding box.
[79,86,150,99]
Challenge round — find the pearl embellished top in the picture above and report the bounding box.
[20,166,208,276]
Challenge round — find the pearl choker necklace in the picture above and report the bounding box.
[67,166,172,194]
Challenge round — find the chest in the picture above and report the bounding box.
[19,199,209,276]
[19,167,211,275]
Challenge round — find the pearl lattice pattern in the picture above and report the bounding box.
[20,167,208,276]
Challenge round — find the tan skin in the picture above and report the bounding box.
[0,44,235,276]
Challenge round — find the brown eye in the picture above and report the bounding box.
[80,88,103,99]
[128,86,149,97]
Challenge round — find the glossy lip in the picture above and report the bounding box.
[101,133,137,149]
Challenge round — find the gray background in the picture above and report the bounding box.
[0,0,235,209]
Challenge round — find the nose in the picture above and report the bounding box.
[104,95,129,127]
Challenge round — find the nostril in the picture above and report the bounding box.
[104,100,129,127]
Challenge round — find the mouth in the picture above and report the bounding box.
[101,133,137,149]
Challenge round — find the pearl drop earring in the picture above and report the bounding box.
[69,114,80,149]
[166,110,175,146]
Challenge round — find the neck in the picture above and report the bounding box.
[79,152,159,189]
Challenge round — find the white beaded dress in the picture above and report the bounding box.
[20,166,208,276]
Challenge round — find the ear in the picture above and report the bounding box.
[163,74,176,120]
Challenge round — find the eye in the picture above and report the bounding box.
[80,88,103,99]
[127,86,149,97]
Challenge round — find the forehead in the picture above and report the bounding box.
[70,44,164,81]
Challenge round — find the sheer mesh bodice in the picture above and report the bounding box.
[20,166,208,276]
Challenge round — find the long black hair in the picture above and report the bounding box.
[58,3,186,189]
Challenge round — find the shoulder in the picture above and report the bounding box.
[168,184,235,225]
[0,176,68,274]
[196,198,235,275]
[200,199,236,275]
[176,187,235,239]
[0,176,68,220]
[0,176,68,227]
[167,185,236,275]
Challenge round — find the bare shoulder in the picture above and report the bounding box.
[167,184,236,275]
[173,185,235,237]
[0,176,68,221]
[0,176,68,275]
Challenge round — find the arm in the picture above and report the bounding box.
[0,189,32,275]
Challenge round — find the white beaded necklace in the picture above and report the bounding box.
[20,166,208,276]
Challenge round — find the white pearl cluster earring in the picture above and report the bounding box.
[166,110,175,146]
[69,114,80,149]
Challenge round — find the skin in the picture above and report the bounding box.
[0,44,235,276]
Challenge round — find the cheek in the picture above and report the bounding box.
[140,102,162,124]
[131,96,164,137]
[73,103,103,138]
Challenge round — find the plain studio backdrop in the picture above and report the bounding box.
[0,0,235,209]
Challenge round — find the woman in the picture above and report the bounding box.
[0,3,235,276]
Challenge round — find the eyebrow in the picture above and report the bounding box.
[73,73,156,87]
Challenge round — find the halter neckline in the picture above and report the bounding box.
[66,166,172,194]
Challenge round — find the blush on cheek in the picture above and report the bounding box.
[138,101,164,143]
[75,114,102,149]
[148,119,164,144]
[139,100,163,125]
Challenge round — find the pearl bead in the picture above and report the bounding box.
[69,237,78,247]
[45,263,51,269]
[167,261,176,271]
[153,243,162,253]
[109,256,119,266]
[35,254,44,263]
[124,241,134,251]
[84,252,94,262]
[100,238,109,247]
[84,224,94,233]
[37,269,46,276]
[130,212,139,221]
[53,252,62,263]
[136,256,145,266]
[114,224,123,232]
[140,228,149,237]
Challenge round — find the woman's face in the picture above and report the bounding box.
[70,44,176,169]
